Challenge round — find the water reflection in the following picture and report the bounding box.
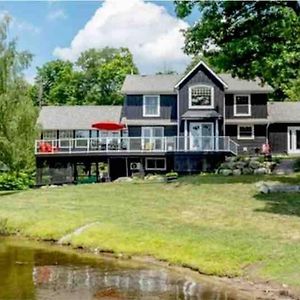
[0,238,247,300]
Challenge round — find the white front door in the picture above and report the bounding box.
[189,122,214,151]
[288,127,300,154]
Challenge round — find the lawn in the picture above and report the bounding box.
[1,174,300,289]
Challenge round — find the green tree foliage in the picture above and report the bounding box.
[175,1,300,100]
[33,47,138,106]
[0,16,38,173]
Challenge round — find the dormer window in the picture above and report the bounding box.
[143,95,160,117]
[189,85,214,109]
[234,95,251,116]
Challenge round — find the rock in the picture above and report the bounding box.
[259,183,270,194]
[234,162,246,169]
[220,169,233,176]
[242,168,253,175]
[249,160,261,169]
[114,177,133,183]
[233,169,242,176]
[225,156,237,163]
[254,167,267,175]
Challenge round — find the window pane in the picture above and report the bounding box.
[239,126,253,137]
[153,127,163,137]
[75,130,89,147]
[156,159,165,169]
[146,159,156,169]
[144,96,159,116]
[235,96,250,115]
[59,130,73,148]
[190,86,212,106]
[43,130,56,140]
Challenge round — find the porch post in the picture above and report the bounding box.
[184,119,188,151]
[215,118,219,151]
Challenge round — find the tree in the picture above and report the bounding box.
[76,47,139,105]
[32,47,139,106]
[175,1,300,99]
[32,60,78,106]
[156,70,178,75]
[0,16,38,173]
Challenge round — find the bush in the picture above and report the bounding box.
[0,172,34,191]
[294,158,300,172]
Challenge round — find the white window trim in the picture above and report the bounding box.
[141,126,164,137]
[234,94,251,116]
[188,84,214,109]
[145,157,166,171]
[143,95,160,117]
[237,125,255,140]
[287,126,300,154]
[75,130,90,148]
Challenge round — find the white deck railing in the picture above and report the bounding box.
[35,136,239,156]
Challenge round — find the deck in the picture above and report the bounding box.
[35,136,239,156]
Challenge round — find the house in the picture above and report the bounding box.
[35,61,300,185]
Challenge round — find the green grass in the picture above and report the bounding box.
[1,174,300,288]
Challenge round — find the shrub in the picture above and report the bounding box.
[0,172,34,191]
[294,158,300,172]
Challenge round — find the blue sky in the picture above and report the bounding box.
[0,1,199,82]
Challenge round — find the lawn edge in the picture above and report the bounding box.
[3,232,299,300]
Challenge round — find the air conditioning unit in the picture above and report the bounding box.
[130,162,141,171]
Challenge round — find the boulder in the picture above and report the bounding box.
[233,169,242,176]
[234,161,246,169]
[259,183,270,194]
[220,169,233,176]
[254,167,267,175]
[249,160,261,169]
[114,177,133,183]
[242,168,253,175]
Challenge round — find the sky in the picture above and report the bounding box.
[0,0,199,83]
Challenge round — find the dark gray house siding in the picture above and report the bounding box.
[178,64,225,119]
[268,123,294,154]
[124,94,177,120]
[226,124,267,154]
[225,94,268,119]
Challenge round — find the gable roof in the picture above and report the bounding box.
[174,61,228,89]
[121,74,181,94]
[38,105,123,130]
[268,102,300,123]
[220,73,273,93]
[121,72,273,94]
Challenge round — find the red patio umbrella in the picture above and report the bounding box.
[91,122,126,131]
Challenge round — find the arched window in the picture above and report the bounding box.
[188,85,214,109]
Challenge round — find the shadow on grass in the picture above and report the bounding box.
[0,191,20,197]
[254,192,300,217]
[179,174,300,185]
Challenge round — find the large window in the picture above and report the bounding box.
[42,130,57,140]
[143,95,160,117]
[189,85,214,108]
[237,125,254,140]
[59,130,73,148]
[75,130,89,148]
[142,127,164,151]
[145,158,166,171]
[234,95,251,116]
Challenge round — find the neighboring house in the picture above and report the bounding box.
[35,61,300,185]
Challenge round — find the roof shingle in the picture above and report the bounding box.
[38,106,123,130]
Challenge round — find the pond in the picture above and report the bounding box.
[0,237,249,300]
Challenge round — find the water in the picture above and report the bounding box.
[0,237,248,300]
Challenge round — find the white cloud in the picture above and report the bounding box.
[53,0,190,74]
[47,9,67,21]
[14,20,41,35]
